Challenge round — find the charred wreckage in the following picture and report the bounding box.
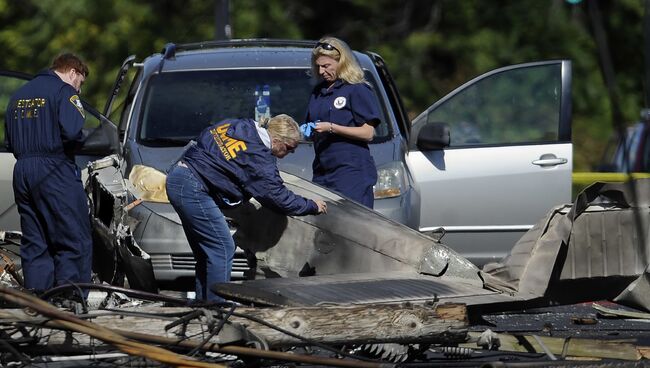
[0,156,650,366]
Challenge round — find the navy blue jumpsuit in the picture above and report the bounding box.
[305,79,380,208]
[5,69,92,292]
[166,118,319,301]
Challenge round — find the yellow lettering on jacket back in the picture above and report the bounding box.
[210,123,247,160]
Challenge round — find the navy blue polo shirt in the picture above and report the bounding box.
[305,80,380,195]
[5,70,85,161]
[183,118,318,216]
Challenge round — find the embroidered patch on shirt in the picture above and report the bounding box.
[333,96,347,109]
[69,95,85,118]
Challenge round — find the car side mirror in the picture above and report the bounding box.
[416,122,450,150]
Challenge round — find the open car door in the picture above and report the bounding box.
[408,60,573,265]
[0,70,119,232]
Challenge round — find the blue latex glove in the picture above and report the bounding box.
[300,121,318,139]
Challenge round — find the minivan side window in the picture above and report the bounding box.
[427,64,562,147]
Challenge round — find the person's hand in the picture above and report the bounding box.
[314,121,334,134]
[314,199,327,214]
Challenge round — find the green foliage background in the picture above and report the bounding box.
[0,0,644,170]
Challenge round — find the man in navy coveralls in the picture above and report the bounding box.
[4,53,92,294]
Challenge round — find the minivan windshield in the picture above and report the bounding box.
[138,68,389,146]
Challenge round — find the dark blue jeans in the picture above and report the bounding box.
[166,164,234,301]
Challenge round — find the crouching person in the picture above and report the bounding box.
[166,115,327,301]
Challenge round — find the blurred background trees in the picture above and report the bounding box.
[0,0,644,170]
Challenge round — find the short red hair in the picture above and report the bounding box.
[51,53,89,77]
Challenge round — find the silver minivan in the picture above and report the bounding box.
[0,40,573,285]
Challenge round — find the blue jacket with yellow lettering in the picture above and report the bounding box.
[5,69,85,161]
[183,118,319,216]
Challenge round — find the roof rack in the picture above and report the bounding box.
[161,39,317,60]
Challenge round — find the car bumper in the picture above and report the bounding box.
[128,202,250,283]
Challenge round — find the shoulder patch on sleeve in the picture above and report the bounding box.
[69,95,85,118]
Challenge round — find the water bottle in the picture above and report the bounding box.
[254,84,271,121]
[261,84,271,119]
[254,85,262,121]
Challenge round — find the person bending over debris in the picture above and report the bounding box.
[166,115,327,301]
[4,53,92,294]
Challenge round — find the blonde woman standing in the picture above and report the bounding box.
[305,37,381,208]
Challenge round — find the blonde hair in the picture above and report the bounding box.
[260,114,302,143]
[311,37,365,85]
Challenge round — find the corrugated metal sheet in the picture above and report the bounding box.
[214,272,520,307]
[484,179,650,308]
[563,207,650,279]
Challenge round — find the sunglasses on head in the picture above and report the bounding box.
[315,41,340,54]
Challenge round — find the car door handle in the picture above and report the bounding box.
[532,157,568,166]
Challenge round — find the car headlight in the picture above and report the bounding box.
[374,162,407,199]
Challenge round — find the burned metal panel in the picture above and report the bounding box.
[225,171,482,282]
[484,179,650,305]
[481,206,568,288]
[614,268,650,312]
[86,156,157,291]
[213,271,522,307]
